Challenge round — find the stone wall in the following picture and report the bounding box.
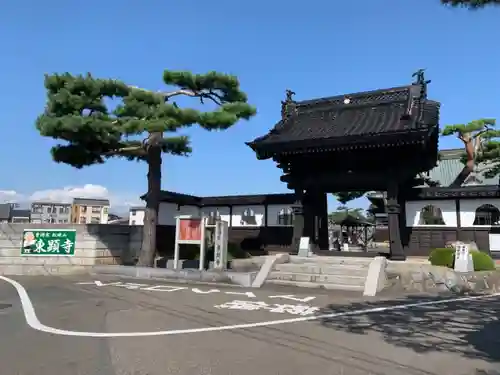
[0,223,143,275]
[383,260,500,294]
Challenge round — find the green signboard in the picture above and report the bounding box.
[21,229,76,256]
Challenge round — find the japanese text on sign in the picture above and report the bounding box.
[178,219,202,241]
[21,229,76,256]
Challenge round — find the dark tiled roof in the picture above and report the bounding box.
[201,193,296,206]
[247,83,440,155]
[153,191,296,206]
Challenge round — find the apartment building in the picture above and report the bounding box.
[30,202,71,224]
[71,198,110,224]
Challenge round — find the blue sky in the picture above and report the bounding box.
[1,0,499,212]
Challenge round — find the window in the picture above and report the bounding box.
[473,204,500,225]
[81,206,87,213]
[131,220,136,225]
[131,209,137,215]
[59,206,69,214]
[240,207,256,225]
[91,217,100,224]
[418,205,445,225]
[103,207,108,214]
[31,205,42,214]
[277,207,294,226]
[79,216,87,224]
[92,206,101,214]
[208,210,221,219]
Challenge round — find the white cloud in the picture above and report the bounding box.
[0,190,21,203]
[0,184,143,210]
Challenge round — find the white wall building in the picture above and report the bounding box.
[128,192,296,228]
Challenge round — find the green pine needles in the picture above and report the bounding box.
[441,0,500,8]
[36,71,256,167]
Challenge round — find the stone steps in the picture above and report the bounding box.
[265,256,372,292]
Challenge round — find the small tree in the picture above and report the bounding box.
[441,0,500,8]
[441,119,497,185]
[334,191,366,205]
[36,70,256,266]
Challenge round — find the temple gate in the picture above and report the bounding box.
[247,71,440,260]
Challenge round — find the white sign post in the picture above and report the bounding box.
[297,237,310,257]
[454,243,474,273]
[173,215,206,271]
[212,220,229,270]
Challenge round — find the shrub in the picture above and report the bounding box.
[195,242,251,262]
[429,248,455,268]
[428,247,496,271]
[471,251,496,271]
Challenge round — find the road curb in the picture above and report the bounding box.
[90,265,256,288]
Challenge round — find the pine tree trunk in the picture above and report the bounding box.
[137,136,162,267]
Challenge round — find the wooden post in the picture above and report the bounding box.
[291,189,305,254]
[387,181,406,260]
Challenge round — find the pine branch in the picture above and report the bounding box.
[441,0,500,8]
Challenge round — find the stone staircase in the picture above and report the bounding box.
[265,256,372,292]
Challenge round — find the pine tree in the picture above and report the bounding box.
[36,70,256,266]
[441,0,500,8]
[334,191,366,205]
[441,119,499,184]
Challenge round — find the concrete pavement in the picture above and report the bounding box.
[0,275,499,374]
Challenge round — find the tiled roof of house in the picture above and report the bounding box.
[247,83,440,155]
[421,148,499,187]
[154,191,296,206]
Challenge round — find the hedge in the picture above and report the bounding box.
[428,248,496,271]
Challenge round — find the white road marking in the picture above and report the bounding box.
[2,275,499,338]
[77,281,123,287]
[224,291,256,298]
[215,300,320,316]
[269,295,316,303]
[142,285,188,292]
[118,283,149,290]
[192,288,220,294]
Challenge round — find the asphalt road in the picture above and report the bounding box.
[0,275,499,375]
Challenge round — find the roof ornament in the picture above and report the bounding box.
[412,68,431,100]
[281,89,297,119]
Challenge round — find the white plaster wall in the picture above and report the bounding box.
[200,206,231,224]
[138,202,296,227]
[158,203,200,226]
[460,198,500,227]
[405,200,457,227]
[231,205,264,227]
[267,204,295,226]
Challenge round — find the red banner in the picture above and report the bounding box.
[178,218,202,241]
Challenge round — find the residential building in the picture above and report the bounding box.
[0,203,31,223]
[129,207,145,225]
[30,202,71,224]
[10,209,31,223]
[71,198,110,224]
